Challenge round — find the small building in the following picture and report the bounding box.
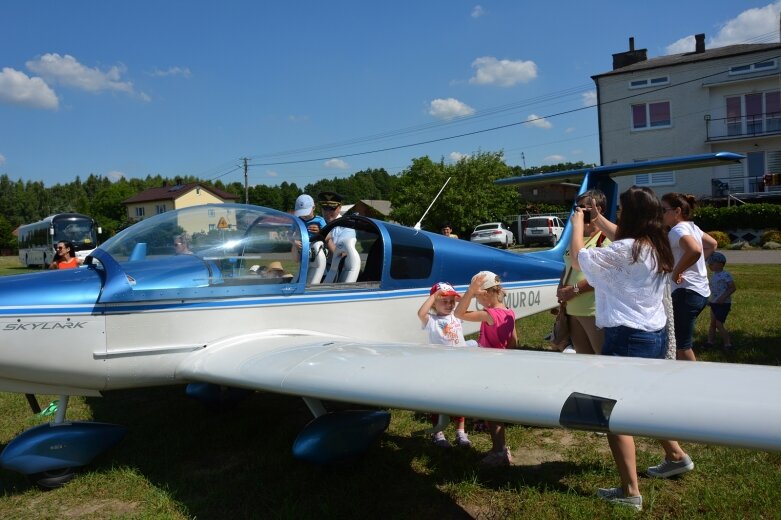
[123,182,240,223]
[346,200,393,220]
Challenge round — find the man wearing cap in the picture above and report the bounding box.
[318,192,357,276]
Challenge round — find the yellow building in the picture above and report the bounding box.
[123,182,240,232]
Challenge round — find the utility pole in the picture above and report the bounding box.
[242,157,249,204]
[521,152,526,169]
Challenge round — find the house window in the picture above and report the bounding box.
[134,207,145,217]
[634,171,676,187]
[726,90,781,135]
[729,59,777,75]
[628,76,669,89]
[156,204,166,214]
[208,209,216,217]
[632,101,671,130]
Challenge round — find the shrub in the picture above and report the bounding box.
[693,203,781,231]
[761,229,781,245]
[708,230,731,248]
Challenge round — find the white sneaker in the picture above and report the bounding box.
[597,487,642,511]
[432,432,451,448]
[563,345,576,354]
[455,431,472,448]
[647,455,694,478]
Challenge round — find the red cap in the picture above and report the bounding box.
[430,282,460,298]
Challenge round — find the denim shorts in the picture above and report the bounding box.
[672,288,709,350]
[710,302,732,324]
[601,325,666,359]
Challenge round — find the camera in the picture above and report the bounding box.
[582,209,592,224]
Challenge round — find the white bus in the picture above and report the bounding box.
[17,213,101,267]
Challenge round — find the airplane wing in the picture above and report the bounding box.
[495,152,745,187]
[176,330,781,451]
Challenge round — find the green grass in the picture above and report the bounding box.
[0,257,780,518]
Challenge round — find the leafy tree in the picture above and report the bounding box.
[390,152,518,238]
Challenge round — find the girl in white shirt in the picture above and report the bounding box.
[661,193,717,361]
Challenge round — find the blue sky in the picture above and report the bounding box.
[0,1,779,188]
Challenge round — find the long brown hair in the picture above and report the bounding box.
[615,186,674,273]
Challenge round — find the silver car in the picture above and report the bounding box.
[470,222,514,249]
[522,216,565,246]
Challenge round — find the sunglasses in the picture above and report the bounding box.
[321,205,339,210]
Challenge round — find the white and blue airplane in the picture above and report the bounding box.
[0,151,778,488]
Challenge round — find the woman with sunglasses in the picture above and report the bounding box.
[661,192,717,361]
[49,241,80,270]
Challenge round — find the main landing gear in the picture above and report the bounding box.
[0,394,126,489]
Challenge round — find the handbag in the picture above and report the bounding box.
[549,265,573,349]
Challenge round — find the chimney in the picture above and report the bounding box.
[695,33,705,53]
[612,37,648,70]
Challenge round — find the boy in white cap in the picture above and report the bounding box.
[418,282,471,448]
[294,194,326,234]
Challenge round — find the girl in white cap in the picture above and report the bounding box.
[455,271,517,466]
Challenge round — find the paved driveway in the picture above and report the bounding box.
[721,250,781,264]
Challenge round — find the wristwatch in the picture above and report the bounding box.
[572,284,580,294]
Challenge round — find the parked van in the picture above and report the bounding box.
[521,216,565,246]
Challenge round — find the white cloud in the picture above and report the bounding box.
[526,114,552,129]
[471,5,485,18]
[449,151,470,162]
[666,2,781,54]
[266,170,279,177]
[0,153,5,166]
[428,98,475,120]
[565,127,576,133]
[26,53,148,100]
[288,114,309,123]
[324,158,349,169]
[582,90,597,107]
[106,170,125,182]
[149,66,192,78]
[544,154,566,163]
[469,56,537,87]
[0,67,58,109]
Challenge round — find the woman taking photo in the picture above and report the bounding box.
[556,189,610,355]
[569,186,692,511]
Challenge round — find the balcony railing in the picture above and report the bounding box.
[705,113,781,141]
[710,174,781,197]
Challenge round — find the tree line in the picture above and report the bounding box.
[0,151,587,251]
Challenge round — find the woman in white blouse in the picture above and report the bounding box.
[570,186,692,511]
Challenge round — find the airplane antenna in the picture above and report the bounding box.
[414,176,451,231]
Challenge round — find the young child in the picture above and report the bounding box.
[706,252,736,351]
[454,271,517,466]
[417,282,471,448]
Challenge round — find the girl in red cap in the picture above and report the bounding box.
[418,282,471,448]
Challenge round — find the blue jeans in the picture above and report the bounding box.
[672,288,709,350]
[602,325,666,359]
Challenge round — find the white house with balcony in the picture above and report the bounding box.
[592,33,781,200]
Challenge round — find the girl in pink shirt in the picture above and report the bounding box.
[455,271,517,466]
